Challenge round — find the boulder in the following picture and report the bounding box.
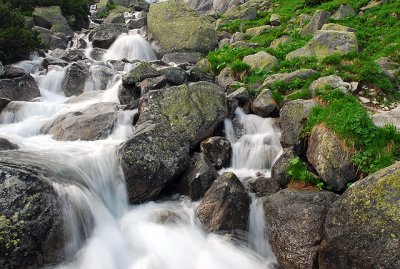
[216,67,236,90]
[104,12,125,24]
[32,6,73,36]
[177,153,218,200]
[319,162,400,269]
[158,66,187,85]
[200,136,231,168]
[227,87,250,105]
[91,24,128,49]
[299,10,331,36]
[372,106,400,130]
[0,62,5,78]
[41,103,118,141]
[0,138,18,150]
[248,176,281,197]
[118,123,190,203]
[113,0,149,11]
[56,49,86,62]
[287,30,358,60]
[376,57,400,83]
[186,0,245,15]
[161,52,202,65]
[280,99,316,148]
[137,81,227,147]
[33,26,68,50]
[43,56,69,68]
[0,159,64,268]
[269,35,293,49]
[189,66,215,82]
[138,75,167,95]
[307,124,356,192]
[251,88,277,117]
[270,14,281,26]
[62,62,89,97]
[0,68,40,101]
[331,4,356,20]
[122,62,160,85]
[197,172,250,232]
[243,51,279,71]
[264,189,338,269]
[126,17,147,29]
[0,98,11,113]
[223,5,257,20]
[320,23,355,32]
[147,1,218,55]
[245,25,271,37]
[263,69,319,87]
[271,147,295,187]
[309,75,350,95]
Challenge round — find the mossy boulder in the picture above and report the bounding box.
[197,172,250,233]
[104,12,125,24]
[223,4,257,20]
[147,0,218,55]
[269,35,293,49]
[307,124,356,192]
[0,67,40,101]
[33,6,73,36]
[286,30,358,60]
[122,62,160,85]
[137,81,228,147]
[319,162,400,269]
[243,51,279,71]
[321,23,355,32]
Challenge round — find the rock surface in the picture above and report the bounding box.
[263,69,319,87]
[0,138,18,151]
[243,51,279,71]
[372,106,400,130]
[32,6,73,36]
[197,172,250,232]
[271,147,295,187]
[91,24,127,49]
[319,162,400,269]
[62,62,89,97]
[331,4,356,20]
[299,10,331,36]
[0,68,40,101]
[251,89,277,117]
[309,75,350,95]
[265,189,338,269]
[200,136,231,168]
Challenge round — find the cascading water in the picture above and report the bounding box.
[0,18,282,269]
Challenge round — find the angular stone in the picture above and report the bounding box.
[251,88,277,117]
[243,51,279,71]
[200,136,231,168]
[299,10,331,36]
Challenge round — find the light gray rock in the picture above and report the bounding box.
[243,51,279,71]
[299,10,331,36]
[251,88,277,117]
[331,4,356,20]
[309,75,350,95]
[263,69,319,87]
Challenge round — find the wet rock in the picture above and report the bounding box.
[85,65,117,92]
[126,17,147,29]
[0,138,18,150]
[271,147,295,187]
[0,160,64,269]
[331,4,356,19]
[158,66,187,85]
[307,124,356,192]
[265,189,338,269]
[248,176,281,197]
[62,62,89,97]
[119,123,190,203]
[91,24,128,49]
[269,35,293,49]
[0,68,40,101]
[197,172,250,232]
[177,153,218,200]
[56,49,86,62]
[122,62,160,85]
[43,56,69,68]
[0,98,11,113]
[287,30,358,60]
[161,52,202,65]
[138,75,167,95]
[263,69,319,87]
[104,12,125,24]
[251,89,277,118]
[280,99,316,148]
[243,51,279,71]
[137,81,227,147]
[319,162,400,269]
[41,103,118,141]
[89,48,107,61]
[299,10,331,36]
[200,136,231,168]
[147,1,218,55]
[216,67,236,90]
[0,62,5,78]
[309,75,350,95]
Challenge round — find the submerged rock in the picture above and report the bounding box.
[319,162,400,269]
[197,172,250,232]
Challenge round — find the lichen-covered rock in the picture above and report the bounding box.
[319,162,400,269]
[33,26,68,50]
[331,4,356,19]
[104,12,125,24]
[280,99,316,148]
[91,24,127,49]
[197,172,250,232]
[245,25,271,37]
[161,52,202,65]
[0,161,64,269]
[321,23,355,32]
[223,5,257,20]
[251,88,277,118]
[307,124,356,192]
[137,81,227,147]
[263,69,319,87]
[216,66,236,90]
[271,147,295,187]
[287,30,358,60]
[264,189,338,269]
[227,87,250,106]
[270,14,281,26]
[62,62,89,97]
[122,62,160,85]
[243,51,279,71]
[119,123,190,203]
[309,75,350,95]
[299,10,331,36]
[158,66,187,85]
[0,67,40,101]
[200,136,231,168]
[41,103,118,141]
[147,1,218,55]
[32,6,73,36]
[177,153,218,200]
[269,35,293,49]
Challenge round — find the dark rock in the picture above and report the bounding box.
[264,189,338,269]
[227,87,250,105]
[118,123,190,203]
[247,176,281,197]
[138,75,167,95]
[33,26,68,50]
[62,62,89,97]
[91,24,128,49]
[0,138,18,150]
[177,153,218,200]
[0,62,6,78]
[58,50,86,62]
[4,66,26,78]
[122,62,160,85]
[319,162,400,269]
[271,147,295,187]
[158,66,187,85]
[197,172,250,232]
[0,69,40,101]
[161,52,202,65]
[41,103,118,141]
[43,56,69,68]
[126,17,147,29]
[200,136,231,168]
[0,98,11,113]
[188,67,215,82]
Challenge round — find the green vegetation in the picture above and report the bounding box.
[304,90,400,174]
[288,157,332,190]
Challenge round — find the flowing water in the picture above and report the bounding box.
[1,26,282,269]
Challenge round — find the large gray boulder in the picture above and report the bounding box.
[197,172,250,232]
[243,51,279,71]
[62,62,89,97]
[287,30,358,60]
[33,26,68,50]
[262,69,319,87]
[307,124,356,192]
[372,106,400,130]
[118,123,190,203]
[319,162,400,269]
[251,88,277,117]
[271,147,295,187]
[41,103,118,141]
[91,24,128,49]
[137,81,227,147]
[32,6,73,36]
[147,1,218,55]
[0,67,40,101]
[331,4,356,20]
[309,75,351,95]
[265,189,338,269]
[299,10,331,36]
[122,62,160,85]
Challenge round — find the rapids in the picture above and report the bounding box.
[0,23,282,269]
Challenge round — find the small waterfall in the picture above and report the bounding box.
[34,65,68,102]
[102,31,157,62]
